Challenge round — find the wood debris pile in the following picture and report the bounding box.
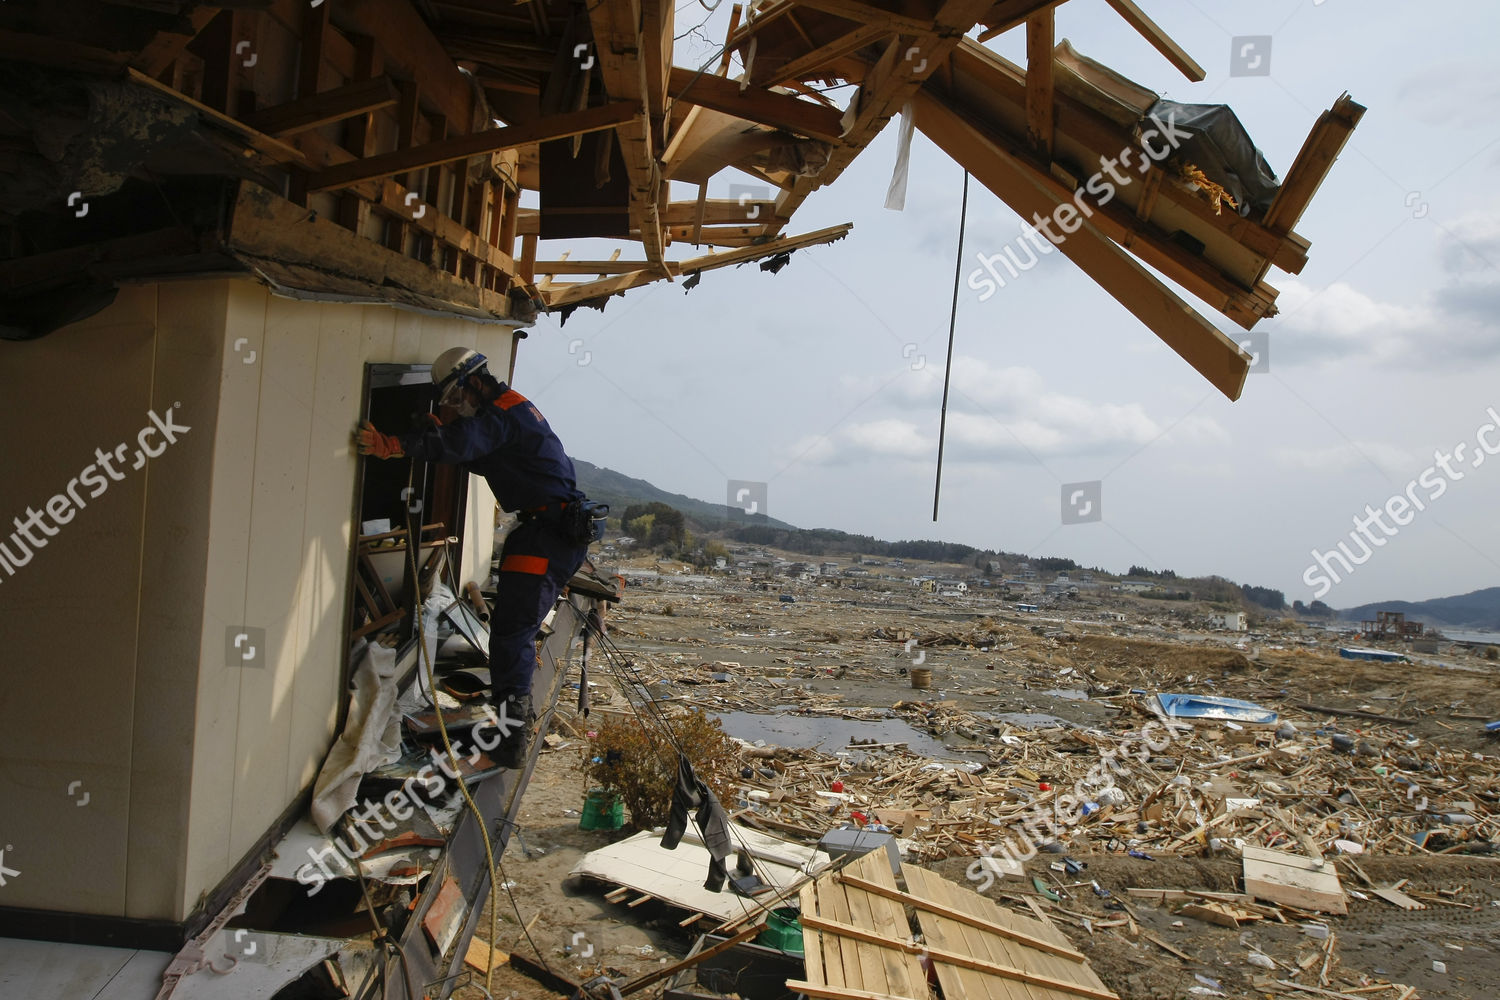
[710,695,1498,862]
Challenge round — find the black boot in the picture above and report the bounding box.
[493,693,533,769]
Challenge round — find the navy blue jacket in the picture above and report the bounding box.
[399,384,583,513]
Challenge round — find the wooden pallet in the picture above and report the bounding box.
[788,851,1120,1000]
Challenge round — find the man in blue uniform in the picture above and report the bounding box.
[356,348,598,767]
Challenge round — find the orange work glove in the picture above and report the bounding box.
[355,420,404,459]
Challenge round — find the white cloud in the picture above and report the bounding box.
[781,356,1227,466]
[1272,442,1416,475]
[1273,211,1500,368]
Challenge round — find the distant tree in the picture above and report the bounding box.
[1241,584,1286,610]
[622,501,686,551]
[1293,600,1307,614]
[1309,599,1334,618]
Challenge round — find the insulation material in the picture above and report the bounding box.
[310,641,404,833]
[884,103,916,211]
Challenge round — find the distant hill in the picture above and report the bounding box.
[1337,587,1500,631]
[572,459,798,532]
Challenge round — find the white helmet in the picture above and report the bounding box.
[431,347,488,404]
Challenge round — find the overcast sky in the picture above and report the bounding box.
[514,0,1500,609]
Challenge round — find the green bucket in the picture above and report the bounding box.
[756,907,804,954]
[579,789,624,831]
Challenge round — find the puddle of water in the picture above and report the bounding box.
[985,711,1070,729]
[1042,689,1090,701]
[714,711,959,758]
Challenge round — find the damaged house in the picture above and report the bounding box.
[0,0,1358,997]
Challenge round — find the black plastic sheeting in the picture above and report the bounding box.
[1146,99,1280,217]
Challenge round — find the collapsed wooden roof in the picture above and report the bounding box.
[0,0,1361,398]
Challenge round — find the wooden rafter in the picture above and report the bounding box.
[1262,93,1366,235]
[667,67,847,143]
[587,0,667,267]
[244,77,400,138]
[541,222,852,307]
[305,103,639,192]
[767,0,999,227]
[132,5,222,77]
[1101,0,1205,83]
[788,0,939,35]
[914,90,1251,400]
[946,38,1311,279]
[761,22,893,88]
[977,0,1065,43]
[1025,8,1054,158]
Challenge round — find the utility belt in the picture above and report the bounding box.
[516,498,608,546]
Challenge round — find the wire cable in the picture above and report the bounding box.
[574,612,786,911]
[404,465,506,996]
[932,169,970,521]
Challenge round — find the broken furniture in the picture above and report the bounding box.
[353,523,451,639]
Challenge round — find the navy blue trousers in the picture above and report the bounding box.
[489,519,587,700]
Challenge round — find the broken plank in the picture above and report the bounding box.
[1242,846,1347,915]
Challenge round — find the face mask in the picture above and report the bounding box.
[457,397,478,418]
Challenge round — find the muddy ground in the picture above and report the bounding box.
[452,576,1500,1000]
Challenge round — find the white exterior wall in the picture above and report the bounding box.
[0,278,516,922]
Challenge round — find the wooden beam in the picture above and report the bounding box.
[133,5,221,77]
[292,128,516,278]
[837,873,1087,962]
[337,0,474,128]
[541,222,853,307]
[1101,0,1205,82]
[244,77,399,138]
[784,984,923,1000]
[588,0,666,267]
[756,22,892,87]
[788,0,937,35]
[618,924,764,996]
[1025,8,1054,158]
[977,0,1064,43]
[306,103,640,192]
[124,67,308,165]
[535,259,655,275]
[766,0,998,227]
[914,91,1250,400]
[1261,94,1365,234]
[225,182,511,319]
[667,67,846,142]
[298,0,330,100]
[945,39,1309,277]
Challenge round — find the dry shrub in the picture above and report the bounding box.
[584,708,740,829]
[1486,646,1498,661]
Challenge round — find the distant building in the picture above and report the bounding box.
[936,579,968,593]
[616,535,637,547]
[1211,612,1248,631]
[820,561,840,576]
[1117,581,1154,593]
